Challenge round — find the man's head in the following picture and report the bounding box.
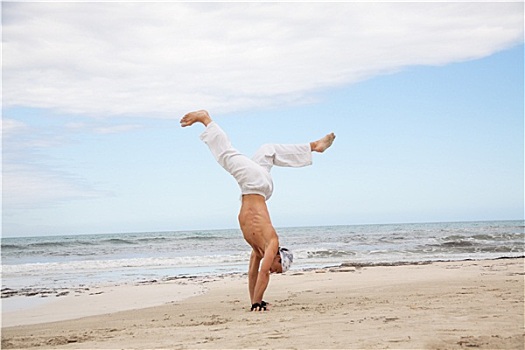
[270,247,293,273]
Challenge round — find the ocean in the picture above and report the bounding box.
[1,220,523,298]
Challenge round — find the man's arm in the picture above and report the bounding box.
[252,239,278,305]
[248,250,260,304]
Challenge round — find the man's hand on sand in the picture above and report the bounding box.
[251,301,268,311]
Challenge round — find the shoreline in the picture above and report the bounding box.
[3,255,523,299]
[2,257,524,349]
[1,256,523,326]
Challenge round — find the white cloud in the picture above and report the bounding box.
[93,124,143,134]
[2,163,107,210]
[1,117,110,210]
[64,121,144,134]
[1,118,28,135]
[2,2,523,118]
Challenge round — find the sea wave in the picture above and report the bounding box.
[1,253,252,276]
[1,244,25,250]
[2,221,523,292]
[136,237,168,243]
[306,249,356,258]
[102,238,137,245]
[180,235,229,241]
[2,240,96,250]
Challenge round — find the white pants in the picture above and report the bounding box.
[200,122,312,201]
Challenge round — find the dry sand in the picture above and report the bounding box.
[2,258,523,349]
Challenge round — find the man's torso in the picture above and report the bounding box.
[238,194,278,258]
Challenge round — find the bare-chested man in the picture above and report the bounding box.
[180,110,335,311]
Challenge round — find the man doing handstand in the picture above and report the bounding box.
[180,110,335,311]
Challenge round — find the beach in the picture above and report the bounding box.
[2,257,523,349]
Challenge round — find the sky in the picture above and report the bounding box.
[2,1,524,238]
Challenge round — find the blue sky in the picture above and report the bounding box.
[2,2,524,237]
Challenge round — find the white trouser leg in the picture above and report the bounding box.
[251,143,312,173]
[200,122,274,200]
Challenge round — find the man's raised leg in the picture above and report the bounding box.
[251,132,336,172]
[181,110,267,197]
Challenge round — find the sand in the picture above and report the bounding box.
[1,258,523,349]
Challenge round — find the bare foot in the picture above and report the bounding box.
[180,110,212,127]
[310,133,336,153]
